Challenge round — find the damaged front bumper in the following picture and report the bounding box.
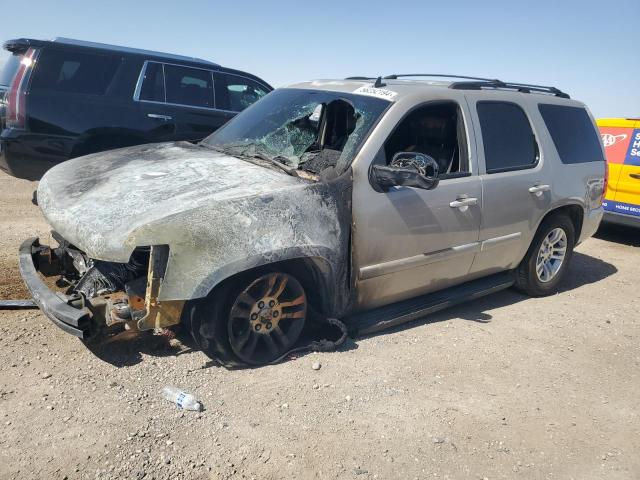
[19,237,91,338]
[18,237,185,340]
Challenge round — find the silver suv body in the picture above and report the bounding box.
[20,76,606,366]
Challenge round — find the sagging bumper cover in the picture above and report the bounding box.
[18,237,91,338]
[19,237,185,339]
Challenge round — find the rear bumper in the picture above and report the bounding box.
[577,206,604,244]
[18,237,91,338]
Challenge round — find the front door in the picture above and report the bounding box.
[352,100,482,310]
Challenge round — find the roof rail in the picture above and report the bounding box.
[383,73,502,82]
[450,79,570,98]
[344,74,570,98]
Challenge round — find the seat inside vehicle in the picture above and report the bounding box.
[384,102,468,177]
[298,99,360,174]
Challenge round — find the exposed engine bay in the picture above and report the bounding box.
[33,232,182,338]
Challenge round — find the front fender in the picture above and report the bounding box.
[128,177,352,312]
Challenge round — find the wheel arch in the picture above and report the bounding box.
[537,203,584,246]
[192,249,339,316]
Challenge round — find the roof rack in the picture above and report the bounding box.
[3,37,218,66]
[450,79,570,98]
[383,73,501,82]
[345,73,570,99]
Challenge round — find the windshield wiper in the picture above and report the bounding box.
[247,152,299,177]
[200,143,299,177]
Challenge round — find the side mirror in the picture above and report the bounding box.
[370,152,440,192]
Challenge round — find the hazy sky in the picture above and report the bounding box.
[0,0,637,118]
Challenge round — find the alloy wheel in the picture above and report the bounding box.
[228,272,307,365]
[535,227,567,283]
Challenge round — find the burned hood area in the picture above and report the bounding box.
[36,139,354,313]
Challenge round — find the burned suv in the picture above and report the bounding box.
[20,75,606,366]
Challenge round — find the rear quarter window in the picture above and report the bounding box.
[30,48,121,95]
[538,104,604,164]
[0,55,21,87]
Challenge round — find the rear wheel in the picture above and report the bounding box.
[515,214,575,296]
[189,271,308,367]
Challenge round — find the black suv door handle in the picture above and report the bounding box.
[147,113,172,121]
[630,173,640,180]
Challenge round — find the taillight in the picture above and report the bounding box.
[602,160,609,204]
[6,48,36,129]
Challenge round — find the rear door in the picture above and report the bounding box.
[468,96,550,275]
[135,61,232,143]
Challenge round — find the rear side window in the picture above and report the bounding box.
[0,55,21,87]
[30,49,121,95]
[164,64,214,108]
[477,102,538,173]
[225,74,269,112]
[538,104,605,164]
[139,62,165,102]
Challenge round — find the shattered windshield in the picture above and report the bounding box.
[201,88,390,175]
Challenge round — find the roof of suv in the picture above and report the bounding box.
[3,37,219,67]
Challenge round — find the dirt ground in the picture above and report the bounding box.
[0,169,638,480]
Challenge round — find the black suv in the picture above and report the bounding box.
[0,37,272,180]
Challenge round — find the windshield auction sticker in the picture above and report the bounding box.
[353,86,398,101]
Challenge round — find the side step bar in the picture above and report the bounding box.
[347,271,515,336]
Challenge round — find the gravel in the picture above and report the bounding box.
[1,171,639,479]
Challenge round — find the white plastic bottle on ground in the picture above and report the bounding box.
[161,386,202,411]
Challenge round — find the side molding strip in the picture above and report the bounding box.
[480,232,522,251]
[359,242,481,280]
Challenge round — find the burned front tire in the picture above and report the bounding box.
[188,271,308,367]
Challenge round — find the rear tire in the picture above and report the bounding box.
[188,271,308,367]
[514,214,575,297]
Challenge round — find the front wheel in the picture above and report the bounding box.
[188,271,308,367]
[515,214,575,296]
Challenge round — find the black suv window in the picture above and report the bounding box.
[224,74,268,112]
[164,64,214,109]
[30,49,121,95]
[477,102,538,173]
[139,62,165,102]
[538,104,604,164]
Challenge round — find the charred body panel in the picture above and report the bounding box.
[36,141,351,312]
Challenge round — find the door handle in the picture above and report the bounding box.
[147,113,172,120]
[528,184,551,196]
[630,173,640,180]
[449,196,478,209]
